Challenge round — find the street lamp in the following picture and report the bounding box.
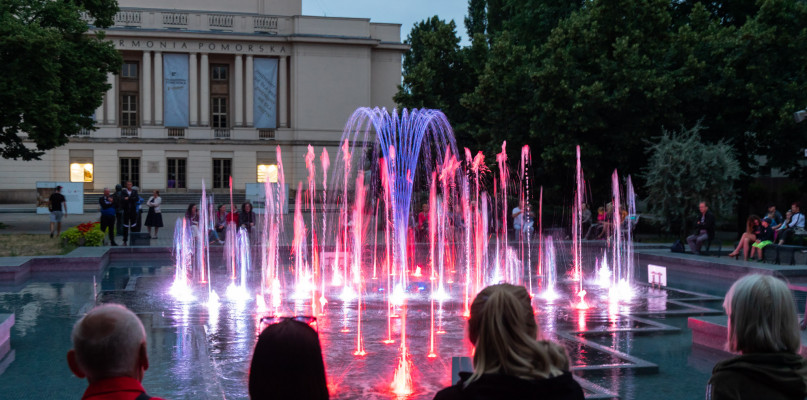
[795,109,807,123]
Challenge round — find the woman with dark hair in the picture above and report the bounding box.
[249,319,329,400]
[185,203,199,237]
[728,215,762,260]
[434,284,584,400]
[239,202,256,234]
[209,204,227,244]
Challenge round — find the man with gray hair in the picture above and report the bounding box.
[66,304,165,400]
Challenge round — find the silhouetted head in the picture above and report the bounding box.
[242,202,253,213]
[249,319,328,400]
[467,284,569,385]
[67,304,149,383]
[724,274,799,354]
[699,202,708,214]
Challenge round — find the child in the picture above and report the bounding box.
[750,218,775,261]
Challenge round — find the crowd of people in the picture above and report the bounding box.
[67,274,807,400]
[187,202,257,244]
[686,201,806,261]
[72,182,260,246]
[89,181,157,246]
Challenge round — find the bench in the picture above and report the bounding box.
[732,243,807,264]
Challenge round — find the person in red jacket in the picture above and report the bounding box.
[67,304,166,400]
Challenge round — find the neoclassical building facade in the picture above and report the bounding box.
[0,0,405,200]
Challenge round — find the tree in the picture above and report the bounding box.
[394,17,475,146]
[643,123,741,236]
[0,0,121,160]
[461,31,534,157]
[531,0,684,198]
[465,0,487,37]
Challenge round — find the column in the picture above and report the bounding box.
[235,55,243,127]
[95,98,104,125]
[189,53,198,126]
[279,56,288,128]
[105,72,116,125]
[142,51,152,125]
[200,53,210,126]
[245,55,254,127]
[154,52,163,125]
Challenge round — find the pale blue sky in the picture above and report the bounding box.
[302,0,470,45]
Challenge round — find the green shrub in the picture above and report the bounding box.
[60,222,103,247]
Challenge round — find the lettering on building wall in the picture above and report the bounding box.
[116,40,286,55]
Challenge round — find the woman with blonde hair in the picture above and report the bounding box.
[707,274,807,399]
[434,283,583,400]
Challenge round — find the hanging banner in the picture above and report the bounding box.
[163,54,189,127]
[253,58,278,129]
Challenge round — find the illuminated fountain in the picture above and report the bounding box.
[166,107,644,398]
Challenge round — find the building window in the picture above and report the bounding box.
[167,158,186,189]
[212,97,228,128]
[121,62,138,79]
[212,64,228,81]
[120,158,140,188]
[257,164,278,183]
[213,159,231,189]
[70,163,94,183]
[121,94,138,127]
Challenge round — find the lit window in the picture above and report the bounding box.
[257,164,278,183]
[70,163,94,182]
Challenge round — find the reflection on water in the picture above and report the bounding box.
[0,261,730,400]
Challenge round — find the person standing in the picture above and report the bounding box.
[120,181,139,245]
[99,188,118,246]
[686,201,716,254]
[113,184,124,238]
[145,190,163,239]
[512,205,524,232]
[48,185,67,238]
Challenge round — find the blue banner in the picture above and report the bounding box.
[163,54,189,127]
[254,58,278,129]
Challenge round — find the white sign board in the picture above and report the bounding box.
[648,264,667,287]
[245,182,289,214]
[36,182,84,215]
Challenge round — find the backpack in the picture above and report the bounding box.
[670,240,685,253]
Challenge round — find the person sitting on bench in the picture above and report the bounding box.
[687,201,715,255]
[778,202,805,245]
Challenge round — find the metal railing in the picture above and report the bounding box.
[167,128,186,138]
[121,127,139,137]
[254,16,278,33]
[163,13,188,26]
[258,129,276,140]
[214,128,231,139]
[209,14,234,28]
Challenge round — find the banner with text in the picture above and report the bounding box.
[253,58,278,129]
[163,54,189,127]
